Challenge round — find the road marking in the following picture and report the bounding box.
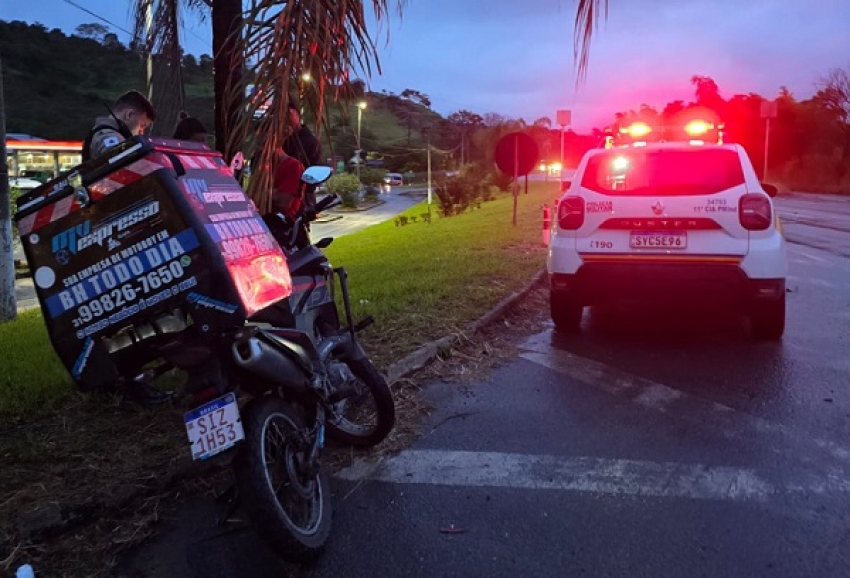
[810,278,837,288]
[787,243,850,265]
[516,337,850,465]
[337,449,850,501]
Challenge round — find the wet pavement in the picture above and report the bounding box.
[80,192,850,576]
[311,187,427,241]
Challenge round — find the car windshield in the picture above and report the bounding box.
[581,148,745,196]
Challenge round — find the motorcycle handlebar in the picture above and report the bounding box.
[313,193,340,215]
[286,194,340,248]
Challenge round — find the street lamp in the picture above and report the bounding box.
[356,100,367,181]
[299,73,312,115]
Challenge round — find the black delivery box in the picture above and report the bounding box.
[14,136,293,390]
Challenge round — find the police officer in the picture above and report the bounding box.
[82,90,156,161]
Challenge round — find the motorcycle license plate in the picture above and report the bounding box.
[184,393,245,461]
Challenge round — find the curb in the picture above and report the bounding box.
[14,259,30,279]
[385,268,547,384]
[329,199,386,213]
[314,215,345,224]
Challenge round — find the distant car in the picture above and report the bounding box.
[9,177,43,192]
[547,118,787,340]
[384,173,403,186]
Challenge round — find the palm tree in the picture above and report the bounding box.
[132,0,600,209]
[132,0,207,139]
[132,0,402,211]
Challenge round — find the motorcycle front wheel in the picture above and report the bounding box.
[325,357,396,448]
[234,395,332,563]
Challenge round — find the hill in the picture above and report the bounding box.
[0,19,214,140]
[0,19,598,174]
[0,20,446,171]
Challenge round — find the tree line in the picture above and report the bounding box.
[603,74,850,193]
[3,19,847,193]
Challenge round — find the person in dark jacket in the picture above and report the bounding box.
[282,100,322,207]
[173,112,209,143]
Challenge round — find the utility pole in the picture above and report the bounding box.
[560,130,565,172]
[427,130,432,210]
[763,117,771,180]
[0,56,17,321]
[512,133,519,227]
[145,2,154,103]
[760,99,777,181]
[357,105,362,181]
[556,109,572,180]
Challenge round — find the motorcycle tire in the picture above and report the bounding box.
[234,395,332,563]
[326,357,396,448]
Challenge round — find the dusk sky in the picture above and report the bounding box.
[3,0,849,131]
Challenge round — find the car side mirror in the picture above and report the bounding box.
[560,180,572,192]
[761,183,778,198]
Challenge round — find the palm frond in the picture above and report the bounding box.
[131,0,210,134]
[131,1,406,210]
[572,0,607,83]
[235,0,403,212]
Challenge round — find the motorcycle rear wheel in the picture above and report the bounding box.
[326,357,396,448]
[234,396,332,563]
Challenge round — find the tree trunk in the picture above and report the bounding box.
[838,127,850,182]
[0,56,17,321]
[212,0,244,161]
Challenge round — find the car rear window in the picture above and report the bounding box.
[580,148,745,196]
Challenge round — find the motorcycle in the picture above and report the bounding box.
[13,136,395,562]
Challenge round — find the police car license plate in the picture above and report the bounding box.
[629,231,687,249]
[184,393,245,461]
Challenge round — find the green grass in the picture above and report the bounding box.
[0,182,558,418]
[0,309,75,417]
[325,182,557,364]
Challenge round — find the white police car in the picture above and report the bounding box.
[547,118,787,340]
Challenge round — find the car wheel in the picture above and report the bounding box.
[751,295,785,341]
[550,291,583,332]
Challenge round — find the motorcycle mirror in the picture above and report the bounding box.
[301,166,333,185]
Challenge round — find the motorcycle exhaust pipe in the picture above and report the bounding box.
[232,336,310,392]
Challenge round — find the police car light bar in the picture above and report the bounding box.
[620,122,652,138]
[684,120,713,136]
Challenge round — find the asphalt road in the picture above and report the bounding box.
[116,192,850,578]
[312,187,428,241]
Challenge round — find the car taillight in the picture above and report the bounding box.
[739,193,772,230]
[558,196,585,230]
